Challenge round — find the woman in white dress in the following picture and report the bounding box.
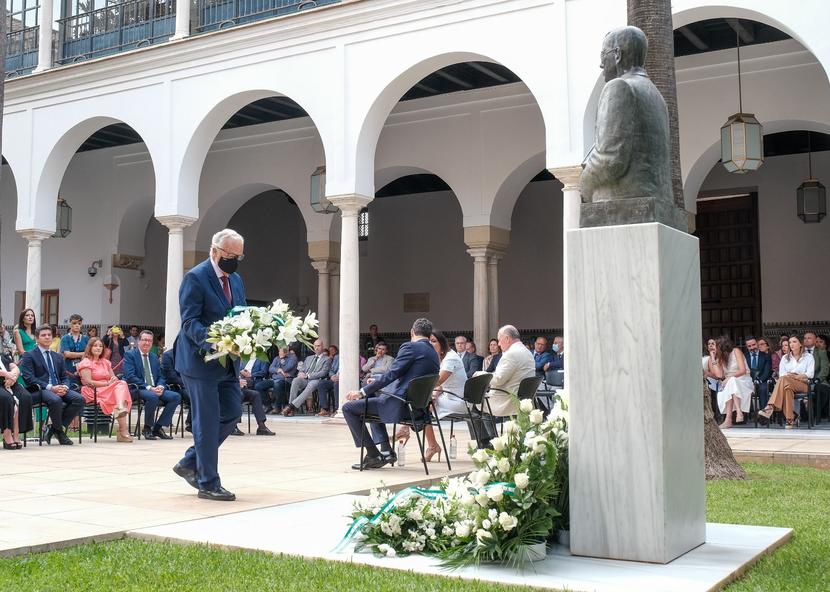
[395,331,467,462]
[708,336,754,429]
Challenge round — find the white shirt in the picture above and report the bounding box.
[440,349,467,397]
[244,358,256,373]
[779,352,815,379]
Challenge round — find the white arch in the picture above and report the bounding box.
[490,151,548,230]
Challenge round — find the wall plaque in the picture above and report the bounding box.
[403,293,430,313]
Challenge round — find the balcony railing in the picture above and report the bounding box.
[194,0,338,33]
[5,26,39,78]
[57,0,176,64]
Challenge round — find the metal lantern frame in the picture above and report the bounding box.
[55,197,72,238]
[310,165,338,214]
[720,26,764,174]
[796,132,827,224]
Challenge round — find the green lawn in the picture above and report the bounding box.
[1,463,827,592]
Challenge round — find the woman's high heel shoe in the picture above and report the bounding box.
[116,432,133,443]
[3,441,20,450]
[395,426,410,446]
[112,404,128,419]
[424,446,442,463]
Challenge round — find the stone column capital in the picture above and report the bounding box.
[308,240,341,263]
[328,194,372,215]
[19,229,53,242]
[467,246,507,261]
[157,215,197,232]
[463,225,510,252]
[310,260,338,274]
[549,165,583,191]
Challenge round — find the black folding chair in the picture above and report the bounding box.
[488,376,544,433]
[82,385,114,442]
[130,383,184,439]
[441,373,493,448]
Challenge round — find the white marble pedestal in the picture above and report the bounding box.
[567,222,705,564]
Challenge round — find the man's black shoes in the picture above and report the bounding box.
[152,427,174,440]
[351,455,388,470]
[256,426,275,436]
[198,486,236,501]
[142,426,157,440]
[55,429,73,446]
[173,463,199,490]
[231,426,245,436]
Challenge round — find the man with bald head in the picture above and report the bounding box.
[173,228,247,502]
[581,26,672,204]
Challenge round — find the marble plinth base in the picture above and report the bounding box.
[567,223,705,563]
[580,197,689,232]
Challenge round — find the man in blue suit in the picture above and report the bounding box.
[344,318,439,470]
[533,336,554,378]
[173,229,247,501]
[20,324,84,445]
[123,330,181,440]
[161,340,191,433]
[744,336,772,409]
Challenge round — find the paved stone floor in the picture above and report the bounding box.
[725,427,830,469]
[0,414,474,556]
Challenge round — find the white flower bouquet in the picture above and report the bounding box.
[204,299,318,365]
[342,392,570,568]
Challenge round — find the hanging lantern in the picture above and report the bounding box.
[55,197,72,238]
[796,131,827,223]
[720,26,764,174]
[310,166,337,214]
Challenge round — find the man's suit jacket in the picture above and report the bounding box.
[487,342,536,417]
[175,259,247,381]
[328,355,339,378]
[550,352,564,373]
[269,353,298,380]
[161,348,182,386]
[463,354,484,378]
[743,350,771,383]
[301,353,331,381]
[123,349,167,390]
[363,338,440,423]
[20,348,71,390]
[533,351,554,376]
[808,347,830,385]
[251,359,270,381]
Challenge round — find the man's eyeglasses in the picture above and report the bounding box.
[213,244,245,261]
[600,46,619,66]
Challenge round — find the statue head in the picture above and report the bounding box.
[600,26,648,82]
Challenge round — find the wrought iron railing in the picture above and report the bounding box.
[57,0,175,64]
[5,26,39,77]
[194,0,338,33]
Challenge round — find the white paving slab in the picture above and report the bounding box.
[130,494,791,592]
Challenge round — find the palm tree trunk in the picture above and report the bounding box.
[702,379,746,480]
[627,0,685,214]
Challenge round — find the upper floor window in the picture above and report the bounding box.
[358,207,369,241]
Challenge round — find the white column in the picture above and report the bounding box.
[310,260,333,346]
[171,0,191,40]
[21,230,52,323]
[328,194,372,410]
[467,248,490,351]
[33,0,54,72]
[329,263,340,346]
[550,165,583,389]
[158,215,196,343]
[486,252,503,342]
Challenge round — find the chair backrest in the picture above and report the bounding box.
[517,376,543,399]
[545,369,564,388]
[463,373,493,405]
[405,374,440,409]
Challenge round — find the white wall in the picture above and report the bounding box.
[700,151,830,323]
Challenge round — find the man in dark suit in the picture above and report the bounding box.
[19,324,84,445]
[344,318,440,470]
[123,330,181,440]
[161,341,191,433]
[173,229,247,501]
[804,331,829,419]
[744,336,772,409]
[464,342,484,378]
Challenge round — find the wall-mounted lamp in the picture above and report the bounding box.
[88,259,103,277]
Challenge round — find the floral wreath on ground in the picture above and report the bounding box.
[338,393,569,568]
[205,299,318,365]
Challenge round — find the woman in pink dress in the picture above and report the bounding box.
[77,337,133,442]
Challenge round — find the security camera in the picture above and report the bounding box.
[88,259,103,277]
[88,266,98,277]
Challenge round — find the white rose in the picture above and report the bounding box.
[497,458,511,474]
[503,420,518,434]
[491,436,506,452]
[520,398,534,413]
[482,519,492,530]
[498,512,518,531]
[486,484,504,502]
[472,449,490,463]
[472,469,490,487]
[514,472,530,489]
[455,522,471,538]
[533,436,548,454]
[461,493,476,507]
[529,409,544,425]
[475,492,490,507]
[377,543,397,557]
[488,508,498,521]
[476,529,492,543]
[270,299,289,315]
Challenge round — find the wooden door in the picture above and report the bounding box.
[695,193,762,344]
[41,290,60,326]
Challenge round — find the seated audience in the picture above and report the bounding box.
[804,331,829,421]
[127,326,140,351]
[1,318,13,356]
[103,326,127,371]
[13,308,37,357]
[363,324,385,357]
[361,342,394,386]
[759,335,814,428]
[86,326,99,339]
[396,331,467,462]
[344,318,439,470]
[235,373,276,436]
[283,339,330,416]
[317,345,340,416]
[49,325,61,352]
[771,335,789,379]
[268,347,297,412]
[550,336,564,372]
[123,330,181,440]
[702,338,720,418]
[464,341,484,378]
[708,336,753,429]
[20,324,84,445]
[60,314,89,387]
[239,358,273,410]
[0,352,33,449]
[744,335,772,410]
[77,337,133,443]
[161,343,191,432]
[483,338,502,373]
[532,336,554,378]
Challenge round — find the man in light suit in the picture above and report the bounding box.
[345,318,440,470]
[744,336,772,410]
[173,229,247,502]
[470,324,536,448]
[20,325,84,445]
[282,339,330,416]
[123,330,181,440]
